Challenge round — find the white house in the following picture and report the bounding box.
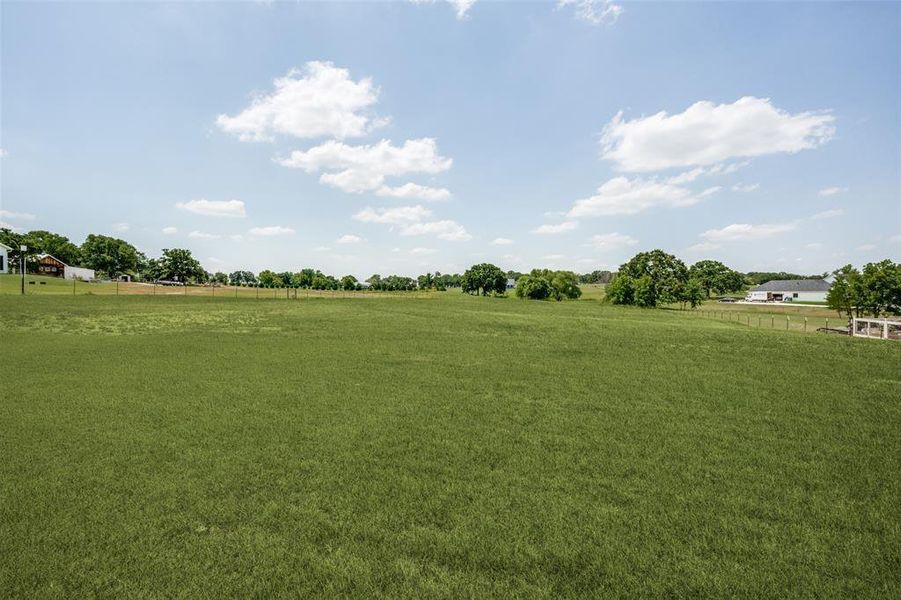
[746,279,831,303]
[0,241,10,274]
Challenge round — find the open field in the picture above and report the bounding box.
[1,293,899,596]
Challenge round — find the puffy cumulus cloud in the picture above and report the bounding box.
[568,176,701,218]
[176,199,246,218]
[558,0,623,25]
[585,232,638,250]
[188,231,221,240]
[248,225,295,236]
[818,186,848,197]
[701,222,796,242]
[278,138,452,198]
[353,205,469,241]
[216,62,381,142]
[686,241,721,253]
[811,208,844,220]
[601,97,835,172]
[401,219,471,241]
[491,237,514,245]
[162,226,178,235]
[376,182,451,202]
[353,205,433,225]
[533,221,579,235]
[410,0,476,20]
[337,234,364,244]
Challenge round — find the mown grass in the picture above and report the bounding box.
[0,293,898,597]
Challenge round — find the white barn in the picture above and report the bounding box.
[0,241,10,274]
[746,279,831,303]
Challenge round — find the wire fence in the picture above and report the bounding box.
[692,308,849,335]
[0,276,442,300]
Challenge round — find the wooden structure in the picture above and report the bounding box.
[37,254,67,277]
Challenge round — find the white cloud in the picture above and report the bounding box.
[176,199,246,218]
[533,220,579,235]
[700,186,722,197]
[207,257,225,264]
[189,231,221,240]
[337,234,364,244]
[811,208,844,220]
[542,254,566,260]
[353,205,432,225]
[0,209,36,221]
[687,242,721,253]
[353,204,468,241]
[731,183,759,192]
[889,234,901,245]
[248,225,295,236]
[818,186,847,197]
[312,245,331,252]
[410,247,437,255]
[278,138,451,195]
[665,161,746,184]
[568,176,701,217]
[411,0,476,20]
[805,243,824,250]
[491,237,514,245]
[113,222,130,233]
[856,243,877,251]
[701,222,796,242]
[558,0,623,25]
[601,97,835,172]
[162,226,178,235]
[585,232,638,250]
[217,62,381,142]
[0,148,7,157]
[401,219,471,241]
[230,234,245,242]
[376,182,451,202]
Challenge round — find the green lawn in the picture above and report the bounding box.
[1,293,898,597]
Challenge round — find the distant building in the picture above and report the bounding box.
[506,278,517,289]
[0,241,10,274]
[36,253,96,281]
[746,279,831,303]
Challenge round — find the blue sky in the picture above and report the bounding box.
[1,0,899,277]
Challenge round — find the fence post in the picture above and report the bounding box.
[116,279,119,296]
[73,278,76,296]
[825,317,828,330]
[804,317,807,333]
[256,286,259,300]
[771,316,774,328]
[883,319,889,340]
[786,316,790,330]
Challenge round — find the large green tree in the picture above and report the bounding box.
[689,260,745,297]
[157,248,204,283]
[461,263,507,296]
[80,234,139,277]
[614,250,690,307]
[858,260,901,316]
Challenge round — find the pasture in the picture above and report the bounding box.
[1,292,898,597]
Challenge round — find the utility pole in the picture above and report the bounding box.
[20,245,27,295]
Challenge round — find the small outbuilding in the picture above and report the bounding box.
[0,241,10,274]
[37,253,96,281]
[746,279,831,303]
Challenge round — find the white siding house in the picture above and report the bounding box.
[64,265,96,281]
[746,279,831,303]
[0,241,10,274]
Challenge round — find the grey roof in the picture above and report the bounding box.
[751,279,832,292]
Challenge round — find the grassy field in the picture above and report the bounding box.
[1,292,899,597]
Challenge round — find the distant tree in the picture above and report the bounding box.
[0,228,26,272]
[258,270,283,288]
[155,248,204,282]
[417,272,435,290]
[229,270,256,286]
[461,263,507,296]
[579,270,613,284]
[745,271,824,285]
[295,268,317,288]
[80,234,139,278]
[689,260,745,297]
[605,273,634,305]
[212,272,228,285]
[615,250,690,307]
[515,274,552,300]
[549,270,582,301]
[859,260,901,316]
[677,279,706,309]
[827,265,862,318]
[340,275,359,290]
